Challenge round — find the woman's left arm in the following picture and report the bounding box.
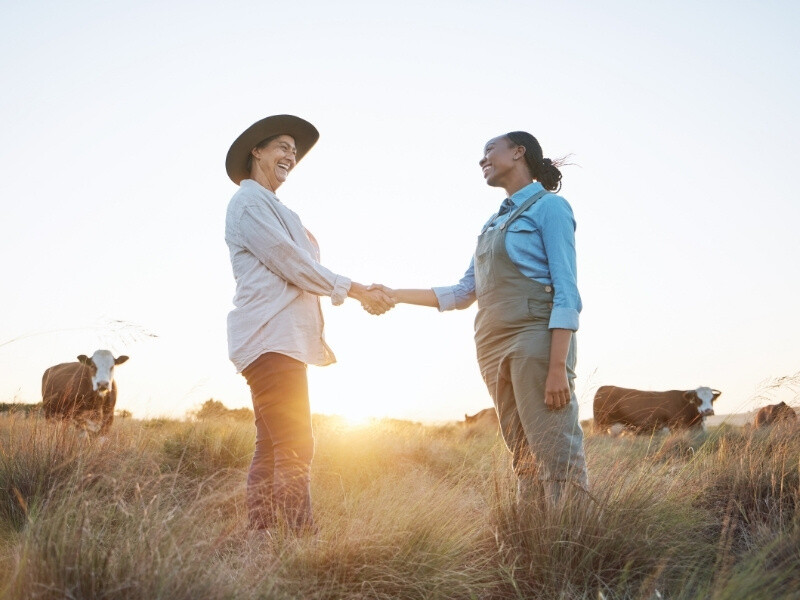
[539,197,581,332]
[545,329,572,410]
[539,196,582,410]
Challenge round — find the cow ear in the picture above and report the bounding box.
[683,391,697,403]
[77,355,91,365]
[712,389,722,399]
[464,413,468,419]
[115,355,130,365]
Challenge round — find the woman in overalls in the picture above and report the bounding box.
[374,131,588,507]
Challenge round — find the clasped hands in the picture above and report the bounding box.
[349,282,396,316]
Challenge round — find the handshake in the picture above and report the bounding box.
[349,282,397,316]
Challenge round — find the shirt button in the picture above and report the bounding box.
[545,285,553,293]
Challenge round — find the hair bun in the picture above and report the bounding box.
[538,157,562,192]
[504,131,563,192]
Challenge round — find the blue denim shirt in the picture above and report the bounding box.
[433,182,582,331]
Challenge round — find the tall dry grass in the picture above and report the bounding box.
[0,412,798,599]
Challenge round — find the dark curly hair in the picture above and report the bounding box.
[505,131,563,192]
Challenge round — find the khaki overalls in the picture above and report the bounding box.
[474,189,589,505]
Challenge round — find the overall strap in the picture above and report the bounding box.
[479,213,501,235]
[499,189,549,230]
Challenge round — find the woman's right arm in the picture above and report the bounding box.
[234,199,393,313]
[238,205,350,302]
[382,288,439,307]
[370,257,477,310]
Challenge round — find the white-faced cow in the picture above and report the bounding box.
[460,408,499,437]
[754,402,797,428]
[593,385,721,434]
[42,350,129,435]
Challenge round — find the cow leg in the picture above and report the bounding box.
[99,393,116,435]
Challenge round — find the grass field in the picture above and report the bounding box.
[0,412,798,599]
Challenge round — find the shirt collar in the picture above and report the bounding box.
[240,178,279,200]
[506,181,545,207]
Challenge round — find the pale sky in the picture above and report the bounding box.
[1,0,799,422]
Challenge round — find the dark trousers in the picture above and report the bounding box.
[242,352,315,532]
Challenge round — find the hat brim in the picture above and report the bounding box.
[225,114,319,185]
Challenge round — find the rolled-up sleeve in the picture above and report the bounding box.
[539,198,582,330]
[238,205,351,305]
[432,257,477,311]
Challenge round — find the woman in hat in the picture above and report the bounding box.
[225,115,394,533]
[371,131,588,508]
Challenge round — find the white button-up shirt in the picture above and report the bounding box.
[225,179,351,372]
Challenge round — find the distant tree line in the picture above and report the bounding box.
[1,399,251,422]
[192,399,253,422]
[0,402,41,415]
[0,402,133,419]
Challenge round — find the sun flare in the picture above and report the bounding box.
[341,413,373,427]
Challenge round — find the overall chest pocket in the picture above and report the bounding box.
[475,247,496,293]
[475,226,504,294]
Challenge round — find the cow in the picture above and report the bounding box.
[593,385,721,434]
[42,350,129,435]
[460,408,499,436]
[463,408,496,426]
[754,402,797,428]
[458,408,500,437]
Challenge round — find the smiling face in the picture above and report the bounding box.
[250,134,297,191]
[479,135,528,190]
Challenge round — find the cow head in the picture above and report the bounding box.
[77,350,129,395]
[683,387,721,417]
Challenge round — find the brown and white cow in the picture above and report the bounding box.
[593,385,721,434]
[42,350,129,435]
[463,408,496,426]
[754,402,797,428]
[461,408,499,434]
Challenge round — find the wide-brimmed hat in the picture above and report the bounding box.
[225,114,319,185]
